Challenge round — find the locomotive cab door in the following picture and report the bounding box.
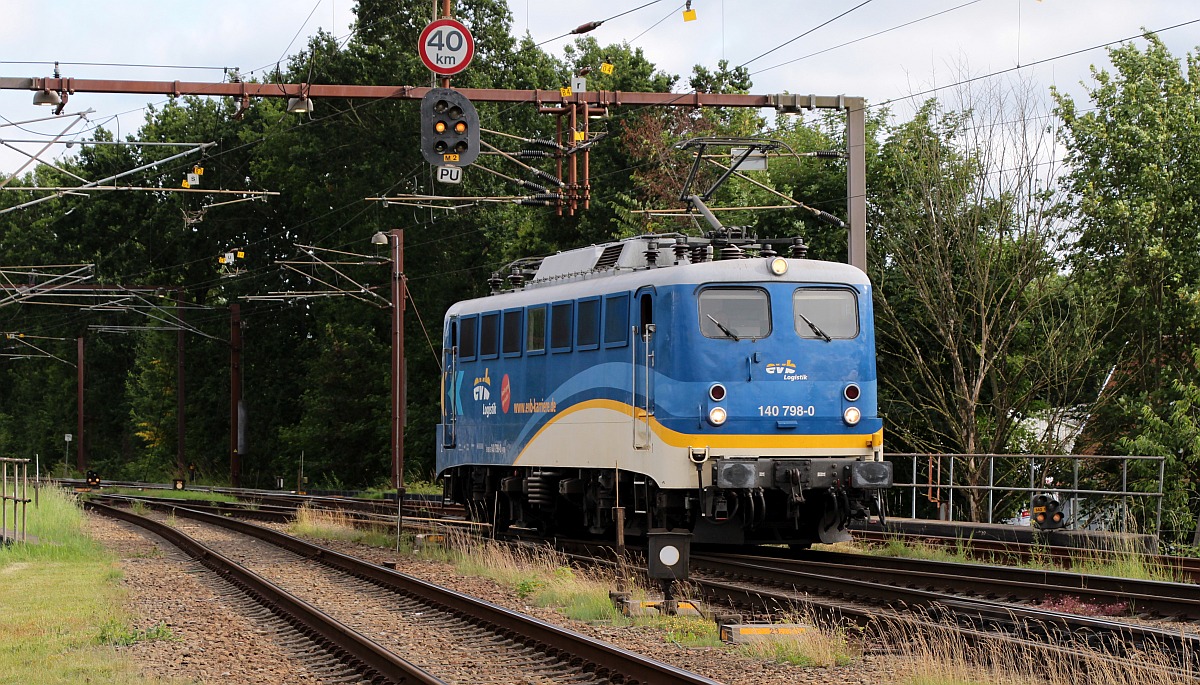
[441,319,458,448]
[633,288,656,449]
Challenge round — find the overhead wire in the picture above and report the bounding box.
[735,0,875,69]
[750,0,986,77]
[534,0,668,47]
[628,3,687,45]
[871,17,1200,109]
[11,5,1178,335]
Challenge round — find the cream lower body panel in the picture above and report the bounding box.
[511,402,882,489]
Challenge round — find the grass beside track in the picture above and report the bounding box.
[102,486,238,503]
[859,535,1183,584]
[0,485,173,684]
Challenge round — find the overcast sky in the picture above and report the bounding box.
[1,1,1197,175]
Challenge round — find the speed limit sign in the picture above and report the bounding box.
[418,19,475,76]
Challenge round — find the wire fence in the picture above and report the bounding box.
[887,452,1166,539]
[1,457,32,544]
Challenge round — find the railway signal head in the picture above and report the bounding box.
[420,88,479,167]
[1031,493,1065,530]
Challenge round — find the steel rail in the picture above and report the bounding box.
[690,553,1200,672]
[85,500,445,685]
[706,548,1200,619]
[122,498,723,685]
[852,528,1200,582]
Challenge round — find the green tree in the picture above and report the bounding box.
[872,83,1109,521]
[1053,34,1200,537]
[125,330,178,481]
[1053,33,1200,444]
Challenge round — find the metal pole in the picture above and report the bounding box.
[987,455,994,524]
[1029,455,1036,521]
[1156,456,1165,541]
[391,229,407,540]
[1121,459,1128,533]
[948,455,955,522]
[438,0,452,89]
[177,292,186,476]
[76,336,85,472]
[911,455,917,519]
[1073,459,1079,528]
[847,102,867,271]
[230,303,242,487]
[20,461,27,542]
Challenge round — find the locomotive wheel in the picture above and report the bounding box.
[817,506,851,544]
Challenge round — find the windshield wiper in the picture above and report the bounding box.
[706,314,740,341]
[796,312,832,342]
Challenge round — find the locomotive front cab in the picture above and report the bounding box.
[672,259,891,544]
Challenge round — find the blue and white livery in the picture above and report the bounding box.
[437,232,891,546]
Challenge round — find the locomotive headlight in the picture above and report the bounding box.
[843,406,861,426]
[708,406,728,426]
[769,256,789,276]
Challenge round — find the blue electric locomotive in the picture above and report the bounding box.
[436,231,891,546]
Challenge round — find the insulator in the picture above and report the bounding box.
[517,198,554,206]
[526,138,564,150]
[507,268,525,289]
[487,272,504,293]
[719,244,743,260]
[644,241,659,267]
[530,167,566,187]
[673,237,691,264]
[813,150,843,159]
[692,245,710,263]
[515,150,554,159]
[790,237,809,259]
[525,193,561,203]
[571,20,603,35]
[816,210,846,227]
[519,179,550,193]
[760,244,777,258]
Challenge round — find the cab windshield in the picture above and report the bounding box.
[698,288,770,340]
[793,288,858,339]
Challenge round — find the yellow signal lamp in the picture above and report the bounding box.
[434,121,448,134]
[453,121,468,134]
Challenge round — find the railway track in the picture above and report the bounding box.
[688,550,1200,677]
[88,498,722,685]
[852,528,1200,583]
[87,500,444,684]
[701,545,1200,620]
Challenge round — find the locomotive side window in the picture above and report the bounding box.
[639,292,653,334]
[459,315,477,361]
[793,288,859,339]
[480,312,500,359]
[577,297,600,350]
[603,293,630,348]
[550,301,573,352]
[698,288,771,340]
[526,305,546,355]
[502,308,523,356]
